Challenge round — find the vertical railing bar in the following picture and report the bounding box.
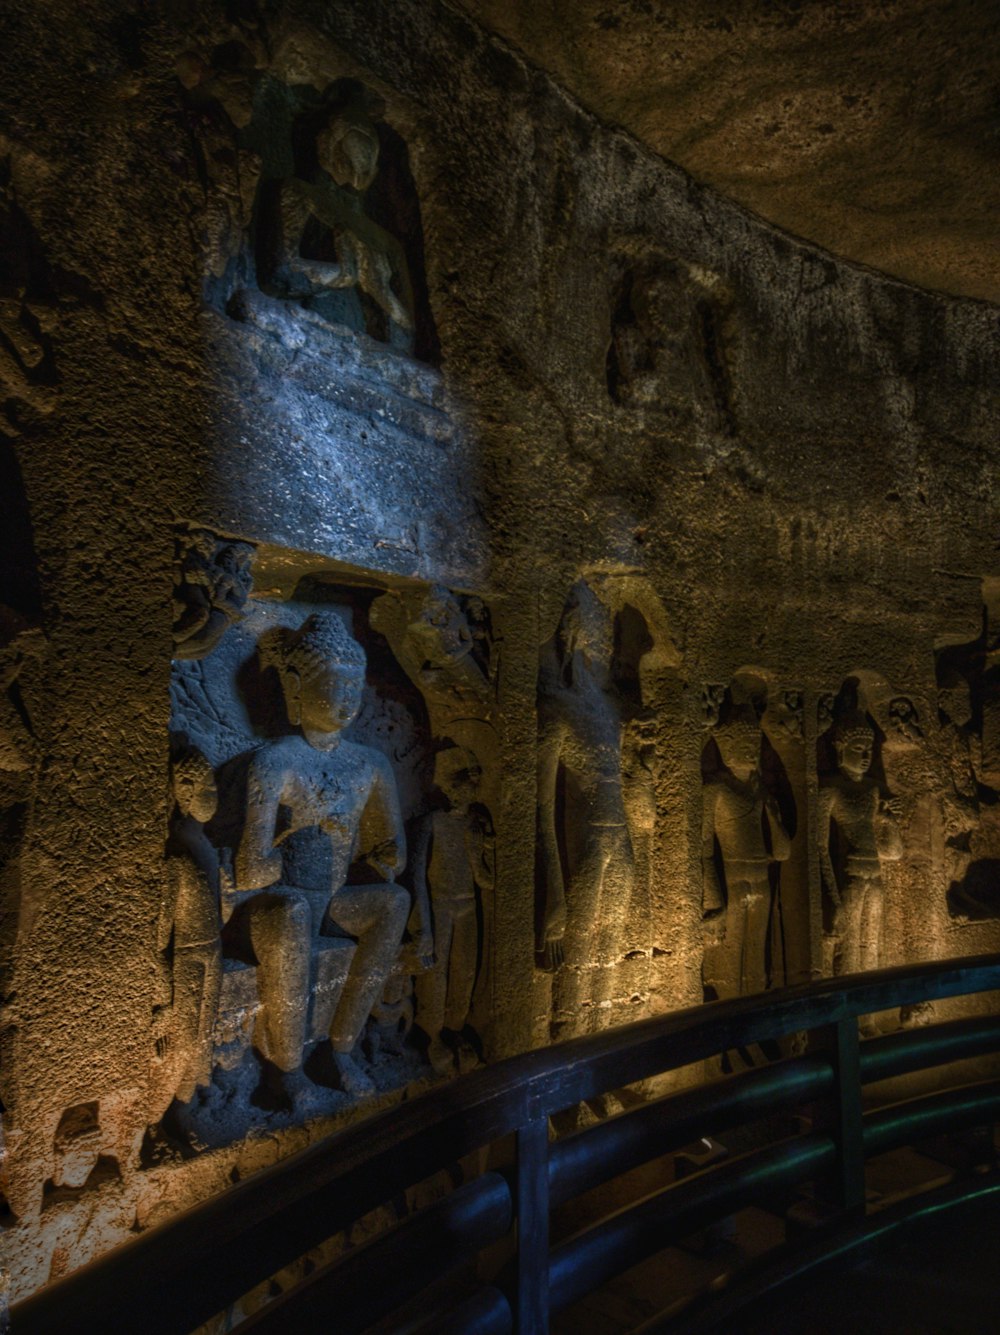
[831,1013,866,1214]
[515,1097,550,1334]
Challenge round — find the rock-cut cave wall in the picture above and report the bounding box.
[0,0,998,1305]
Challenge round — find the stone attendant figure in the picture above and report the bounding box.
[412,746,495,1074]
[256,90,415,345]
[702,708,792,998]
[537,581,634,1040]
[370,585,492,737]
[150,747,224,1121]
[235,612,409,1101]
[818,712,902,976]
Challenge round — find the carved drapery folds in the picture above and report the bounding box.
[534,579,666,1044]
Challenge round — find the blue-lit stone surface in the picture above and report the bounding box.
[201,290,487,587]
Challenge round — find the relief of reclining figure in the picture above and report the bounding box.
[233,611,410,1103]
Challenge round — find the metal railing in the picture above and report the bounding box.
[12,953,1000,1335]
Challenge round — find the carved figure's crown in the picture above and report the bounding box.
[714,705,760,740]
[833,709,874,745]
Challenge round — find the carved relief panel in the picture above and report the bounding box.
[606,250,736,434]
[176,32,438,362]
[162,537,498,1147]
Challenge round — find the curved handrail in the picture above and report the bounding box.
[11,953,1000,1335]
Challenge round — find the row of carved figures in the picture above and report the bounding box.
[155,541,1000,1139]
[700,688,903,1004]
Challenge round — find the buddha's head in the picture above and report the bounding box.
[278,612,366,747]
[833,713,874,780]
[713,709,761,782]
[317,107,380,192]
[172,747,218,824]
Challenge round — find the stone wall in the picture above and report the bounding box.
[0,0,997,1303]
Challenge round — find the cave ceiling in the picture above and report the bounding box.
[458,0,1000,303]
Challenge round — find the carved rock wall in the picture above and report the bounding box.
[0,0,998,1302]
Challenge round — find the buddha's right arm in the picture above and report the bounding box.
[279,184,354,290]
[235,757,284,890]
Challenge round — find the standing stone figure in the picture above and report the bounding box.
[818,712,902,975]
[235,612,409,1102]
[702,707,792,998]
[536,581,634,1040]
[412,746,495,1074]
[150,747,223,1122]
[255,88,415,345]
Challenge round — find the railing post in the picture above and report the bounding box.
[826,1015,866,1215]
[515,1103,550,1334]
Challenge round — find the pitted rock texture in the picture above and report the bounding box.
[458,0,1000,302]
[0,0,998,1306]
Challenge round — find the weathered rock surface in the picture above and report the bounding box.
[0,0,997,1306]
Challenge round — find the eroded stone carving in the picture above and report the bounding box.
[233,611,408,1102]
[773,689,805,743]
[149,746,224,1125]
[702,702,792,997]
[888,696,922,742]
[536,581,635,1039]
[606,255,735,433]
[0,610,45,1133]
[701,683,727,728]
[175,42,261,287]
[49,1103,103,1193]
[254,82,415,349]
[412,746,494,1074]
[0,613,43,792]
[937,668,982,904]
[817,693,836,734]
[370,584,493,739]
[0,167,59,431]
[935,644,1000,921]
[172,528,255,661]
[818,710,902,975]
